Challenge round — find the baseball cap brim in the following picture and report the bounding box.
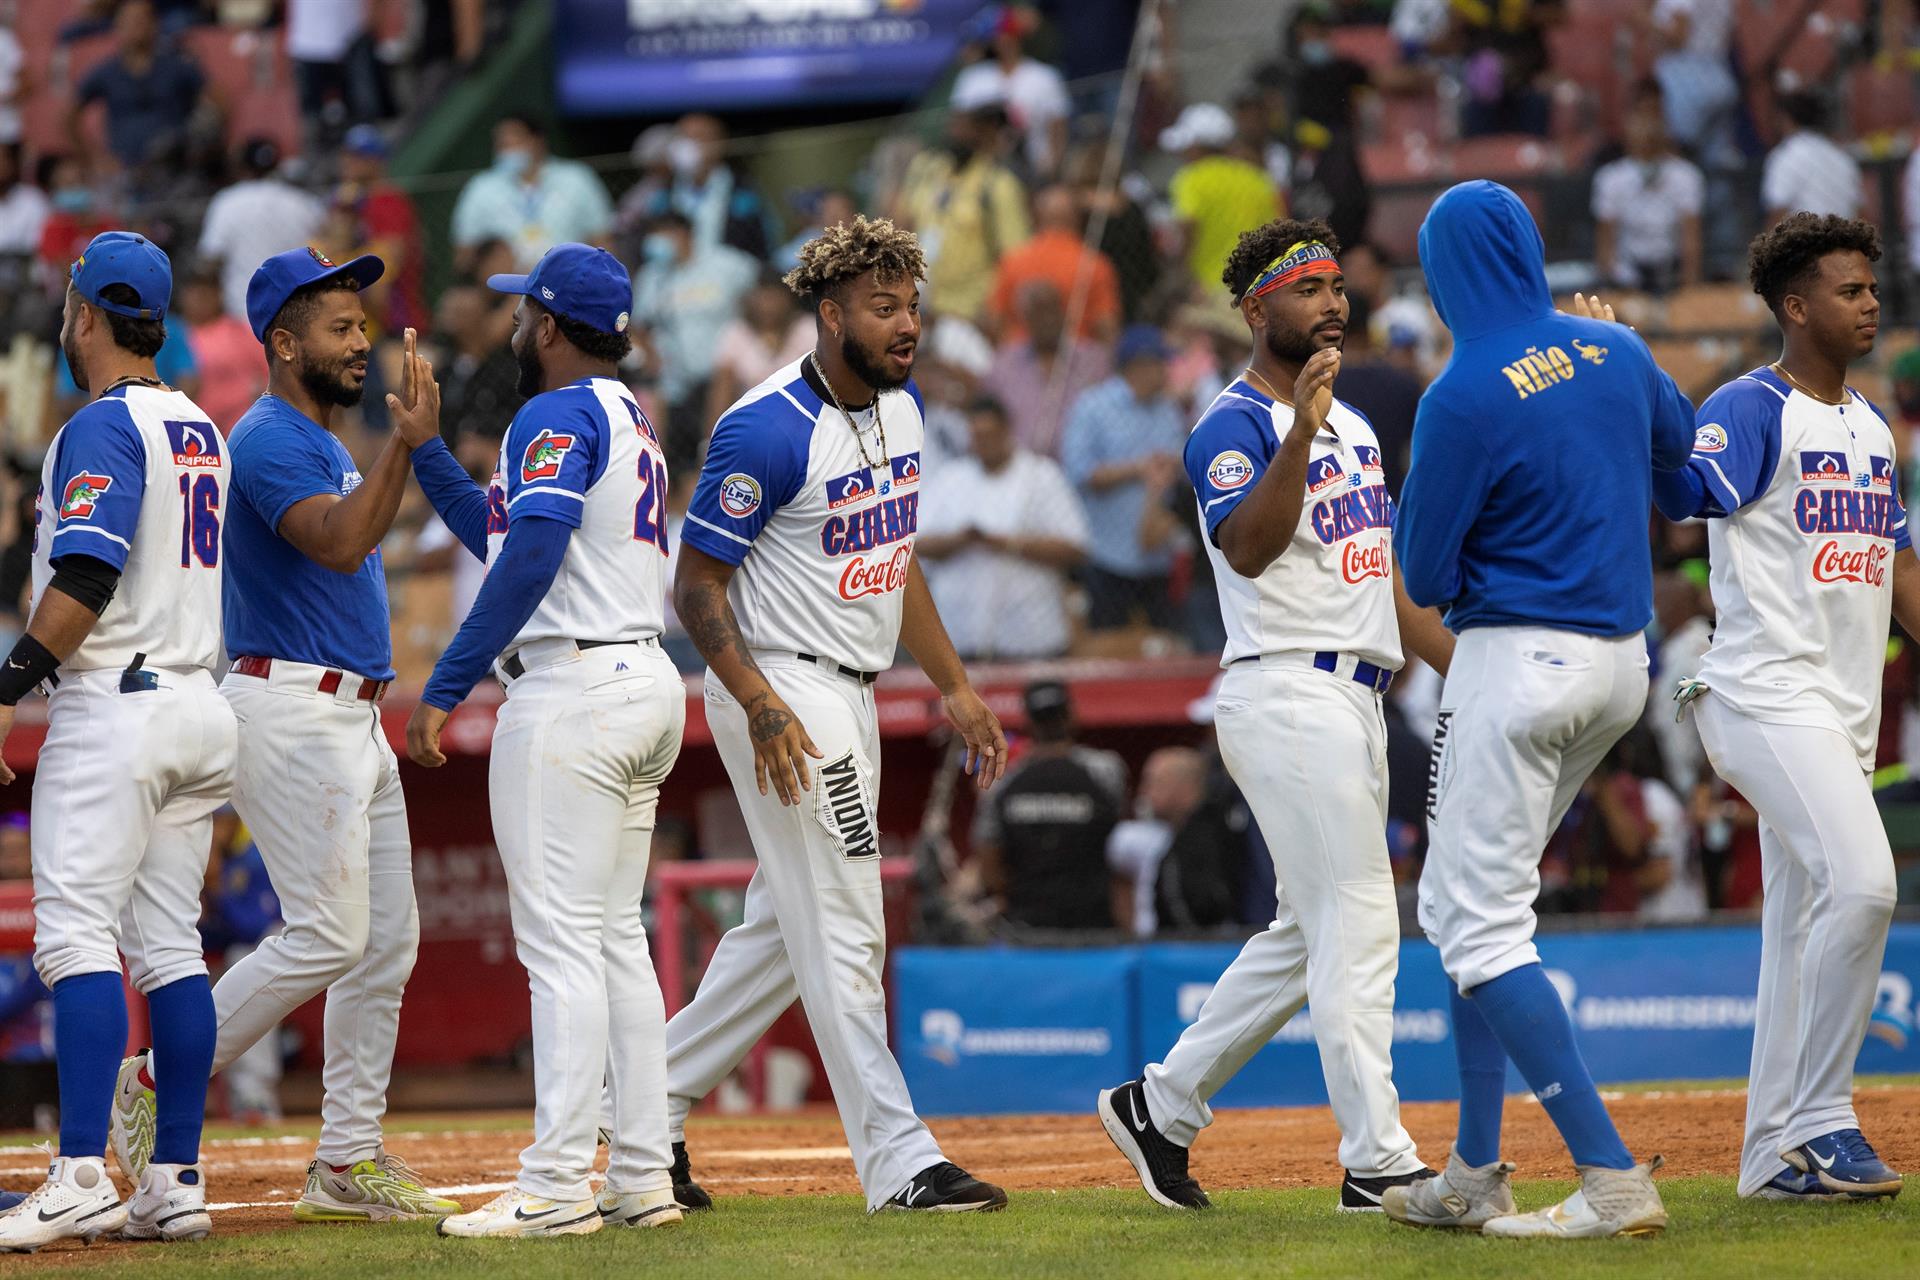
[486,272,534,296]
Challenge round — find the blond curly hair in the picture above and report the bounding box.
[783,214,927,304]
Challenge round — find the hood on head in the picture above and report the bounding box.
[1417,180,1554,340]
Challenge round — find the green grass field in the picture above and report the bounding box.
[10,1179,1917,1279]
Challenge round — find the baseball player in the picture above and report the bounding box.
[403,244,688,1238]
[1095,219,1455,1214]
[1655,214,1912,1201]
[0,233,235,1251]
[110,248,454,1223]
[1387,181,1695,1239]
[665,216,1010,1214]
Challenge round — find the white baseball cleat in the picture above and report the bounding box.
[1382,1143,1517,1231]
[0,1155,129,1252]
[595,1185,683,1228]
[1481,1156,1667,1239]
[110,1052,156,1182]
[120,1162,212,1242]
[436,1188,603,1239]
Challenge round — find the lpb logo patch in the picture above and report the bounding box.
[61,473,113,519]
[1208,450,1253,490]
[521,430,575,482]
[719,473,761,518]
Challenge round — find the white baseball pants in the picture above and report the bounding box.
[491,639,685,1202]
[1419,626,1647,991]
[664,653,944,1211]
[32,668,236,993]
[1692,699,1898,1196]
[210,663,419,1166]
[1142,658,1423,1177]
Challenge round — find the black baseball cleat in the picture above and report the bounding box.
[1097,1079,1211,1210]
[1341,1166,1437,1212]
[883,1162,1009,1212]
[671,1141,713,1212]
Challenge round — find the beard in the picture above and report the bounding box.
[61,328,88,393]
[514,337,544,399]
[1263,316,1330,366]
[298,350,368,408]
[842,329,909,392]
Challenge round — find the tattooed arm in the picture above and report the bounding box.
[674,544,822,805]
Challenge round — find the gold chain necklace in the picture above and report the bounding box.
[1770,362,1848,406]
[1243,366,1293,405]
[811,351,888,469]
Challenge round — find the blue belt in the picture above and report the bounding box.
[1233,650,1394,694]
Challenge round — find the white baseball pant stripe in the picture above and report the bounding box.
[665,654,944,1210]
[210,668,419,1166]
[490,640,685,1201]
[32,668,236,993]
[1142,660,1422,1177]
[1418,626,1647,991]
[1692,700,1897,1196]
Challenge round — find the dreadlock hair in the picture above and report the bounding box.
[783,214,927,310]
[1748,212,1881,316]
[93,282,166,358]
[526,298,632,364]
[1222,217,1340,302]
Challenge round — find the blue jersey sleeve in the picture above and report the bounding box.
[1639,336,1697,472]
[49,402,148,571]
[682,405,809,566]
[1895,490,1911,553]
[409,437,489,560]
[1651,379,1783,520]
[1182,402,1271,547]
[231,418,343,533]
[502,391,608,530]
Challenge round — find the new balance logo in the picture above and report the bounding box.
[901,1183,928,1206]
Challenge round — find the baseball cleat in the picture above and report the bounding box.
[292,1151,459,1222]
[671,1140,713,1212]
[1480,1156,1666,1239]
[110,1052,156,1182]
[0,1155,129,1252]
[1781,1129,1903,1198]
[596,1185,683,1228]
[436,1189,602,1239]
[119,1162,212,1242]
[882,1162,1009,1212]
[1753,1167,1853,1202]
[1341,1165,1436,1212]
[1383,1144,1517,1230]
[1096,1079,1210,1210]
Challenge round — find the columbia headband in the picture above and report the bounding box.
[1241,240,1340,302]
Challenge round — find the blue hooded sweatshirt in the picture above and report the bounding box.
[1393,181,1696,637]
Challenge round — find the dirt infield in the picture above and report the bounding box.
[1,1083,1915,1261]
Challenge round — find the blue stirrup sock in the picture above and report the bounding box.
[1448,982,1508,1167]
[52,972,128,1157]
[146,974,216,1166]
[1469,963,1634,1170]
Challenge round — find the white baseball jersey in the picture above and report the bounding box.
[485,376,669,645]
[1184,379,1402,669]
[31,384,227,675]
[682,356,926,673]
[1659,367,1909,767]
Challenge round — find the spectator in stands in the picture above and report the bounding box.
[1761,91,1862,223]
[1541,730,1674,916]
[1068,152,1160,323]
[1636,777,1709,925]
[430,283,521,445]
[916,311,996,471]
[986,184,1120,343]
[1645,567,1712,796]
[0,142,46,257]
[1062,325,1187,636]
[1646,0,1738,164]
[1695,777,1761,910]
[329,125,426,337]
[950,4,1071,181]
[631,209,757,473]
[197,137,324,323]
[774,188,858,273]
[0,18,27,151]
[1151,740,1264,933]
[703,270,812,436]
[649,113,779,260]
[973,680,1127,932]
[1332,293,1421,493]
[36,156,112,277]
[985,279,1111,457]
[1450,0,1561,137]
[1591,82,1704,294]
[1255,5,1372,136]
[1105,746,1209,937]
[287,0,389,151]
[612,123,676,266]
[0,814,50,1064]
[918,395,1089,660]
[1135,445,1228,655]
[1161,102,1281,294]
[199,806,285,1124]
[451,113,614,273]
[66,0,218,173]
[177,263,264,434]
[1904,145,1920,300]
[893,82,1030,324]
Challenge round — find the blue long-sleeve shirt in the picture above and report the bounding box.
[420,515,571,710]
[1392,181,1696,637]
[410,438,490,560]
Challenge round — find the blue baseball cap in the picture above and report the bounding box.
[246,246,385,343]
[489,243,632,335]
[342,124,388,158]
[1116,323,1173,366]
[69,231,172,320]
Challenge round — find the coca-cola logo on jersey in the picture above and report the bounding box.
[1342,539,1390,583]
[1811,540,1889,587]
[839,545,913,600]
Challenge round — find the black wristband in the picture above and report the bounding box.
[0,634,59,706]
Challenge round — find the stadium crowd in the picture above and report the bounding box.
[3,0,1920,1004]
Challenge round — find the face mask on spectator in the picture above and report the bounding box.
[1299,38,1332,66]
[52,188,95,214]
[668,136,705,177]
[643,232,677,265]
[494,148,532,178]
